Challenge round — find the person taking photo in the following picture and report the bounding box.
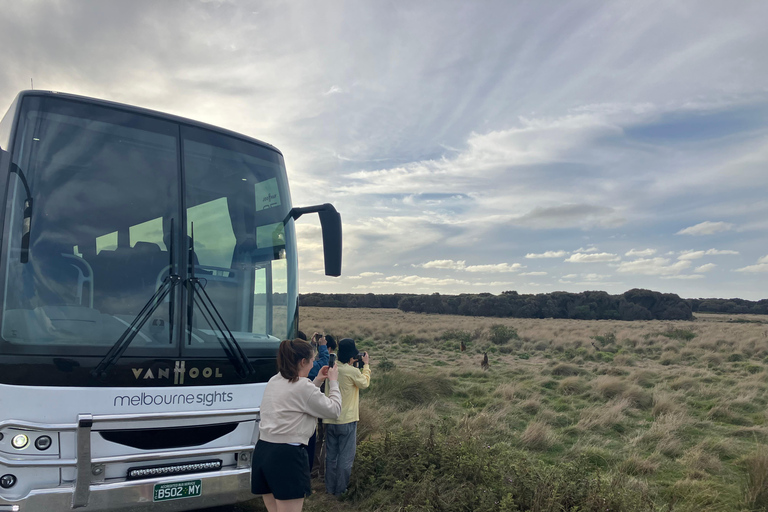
[323,338,371,497]
[251,338,341,512]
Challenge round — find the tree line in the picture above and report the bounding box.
[299,290,767,320]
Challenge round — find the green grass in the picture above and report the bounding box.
[282,308,768,512]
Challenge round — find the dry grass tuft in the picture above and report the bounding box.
[631,369,658,388]
[519,420,557,451]
[520,397,541,415]
[623,385,653,409]
[494,382,527,401]
[679,446,722,476]
[551,363,582,377]
[577,398,630,431]
[620,453,662,476]
[594,375,629,399]
[652,392,682,417]
[558,376,589,395]
[743,445,768,510]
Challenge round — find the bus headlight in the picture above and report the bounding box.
[11,434,28,449]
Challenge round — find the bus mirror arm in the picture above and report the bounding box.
[287,204,342,277]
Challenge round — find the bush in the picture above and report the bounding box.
[348,428,655,512]
[377,357,396,372]
[488,324,519,345]
[440,329,473,344]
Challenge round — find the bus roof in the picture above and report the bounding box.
[10,90,283,156]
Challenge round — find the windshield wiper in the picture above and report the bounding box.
[187,223,255,378]
[92,221,180,379]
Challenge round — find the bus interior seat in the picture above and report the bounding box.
[87,242,169,316]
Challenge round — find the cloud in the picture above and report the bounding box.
[358,271,384,277]
[375,275,471,287]
[661,274,706,280]
[565,252,621,263]
[520,271,548,276]
[676,221,735,235]
[416,260,467,270]
[513,204,625,230]
[694,263,717,273]
[625,248,656,257]
[735,255,768,273]
[464,263,524,273]
[525,250,567,259]
[679,248,740,260]
[705,249,739,255]
[574,247,599,253]
[414,260,523,273]
[678,250,706,260]
[616,257,691,276]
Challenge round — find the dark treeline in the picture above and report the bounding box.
[689,297,768,315]
[300,289,702,321]
[300,293,412,309]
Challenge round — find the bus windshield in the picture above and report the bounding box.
[0,96,296,358]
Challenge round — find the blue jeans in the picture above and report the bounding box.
[324,422,357,496]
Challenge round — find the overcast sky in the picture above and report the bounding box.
[1,0,766,299]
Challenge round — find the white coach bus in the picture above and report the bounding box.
[0,91,341,511]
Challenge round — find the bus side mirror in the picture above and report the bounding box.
[288,203,342,277]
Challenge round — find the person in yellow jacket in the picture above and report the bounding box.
[323,338,371,496]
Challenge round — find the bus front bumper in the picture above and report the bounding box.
[0,467,254,512]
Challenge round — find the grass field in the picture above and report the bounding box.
[241,307,768,512]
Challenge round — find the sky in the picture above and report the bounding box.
[0,0,766,300]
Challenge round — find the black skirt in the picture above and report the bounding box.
[251,439,311,500]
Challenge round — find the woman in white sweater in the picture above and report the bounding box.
[251,338,342,512]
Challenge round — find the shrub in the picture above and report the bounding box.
[377,357,396,372]
[348,428,655,512]
[488,324,519,345]
[440,329,472,344]
[592,332,616,345]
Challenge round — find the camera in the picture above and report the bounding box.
[328,354,336,368]
[352,352,367,369]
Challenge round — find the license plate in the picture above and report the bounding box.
[153,480,202,502]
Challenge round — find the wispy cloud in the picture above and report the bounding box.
[525,250,567,259]
[565,252,621,263]
[735,255,768,273]
[676,221,735,236]
[626,248,656,257]
[617,258,691,276]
